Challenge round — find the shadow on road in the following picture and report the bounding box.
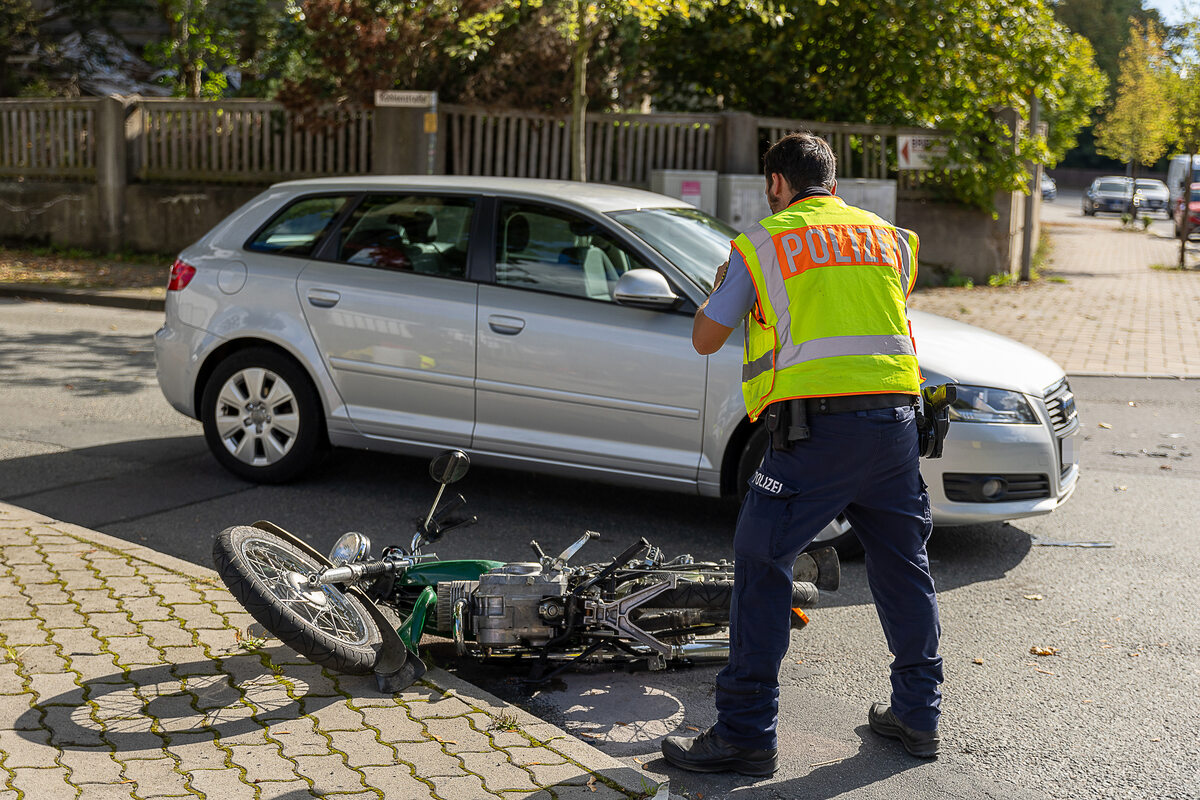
[0,329,154,396]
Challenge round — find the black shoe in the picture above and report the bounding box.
[868,703,940,758]
[661,726,778,776]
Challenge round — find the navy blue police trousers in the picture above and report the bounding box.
[713,405,943,751]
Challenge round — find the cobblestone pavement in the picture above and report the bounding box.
[0,503,664,800]
[909,203,1200,377]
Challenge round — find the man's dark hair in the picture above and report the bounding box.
[763,132,837,191]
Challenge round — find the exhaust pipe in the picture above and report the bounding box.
[672,639,731,663]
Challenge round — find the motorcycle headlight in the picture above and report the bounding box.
[329,531,371,564]
[947,385,1037,424]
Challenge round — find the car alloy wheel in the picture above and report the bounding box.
[201,347,326,483]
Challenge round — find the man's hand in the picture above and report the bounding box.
[713,258,730,291]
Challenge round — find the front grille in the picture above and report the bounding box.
[943,473,1052,502]
[1043,378,1079,435]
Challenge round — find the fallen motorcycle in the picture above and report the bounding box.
[213,450,840,692]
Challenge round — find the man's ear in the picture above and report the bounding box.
[829,180,838,196]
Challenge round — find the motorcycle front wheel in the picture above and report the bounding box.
[213,526,381,674]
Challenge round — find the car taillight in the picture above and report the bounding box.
[167,259,196,291]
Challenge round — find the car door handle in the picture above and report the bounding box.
[306,289,341,308]
[488,315,525,335]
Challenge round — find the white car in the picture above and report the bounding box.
[154,176,1080,553]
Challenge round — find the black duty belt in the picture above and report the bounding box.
[801,393,917,415]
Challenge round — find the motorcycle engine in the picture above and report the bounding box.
[438,563,567,648]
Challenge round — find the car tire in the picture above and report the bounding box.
[201,347,327,483]
[734,426,864,557]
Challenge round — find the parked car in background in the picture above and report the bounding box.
[1167,155,1200,210]
[1133,178,1169,215]
[1082,176,1133,215]
[1040,173,1057,201]
[154,176,1080,554]
[1173,182,1200,238]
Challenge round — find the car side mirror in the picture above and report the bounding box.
[613,269,680,310]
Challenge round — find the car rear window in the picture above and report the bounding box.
[1098,180,1129,192]
[247,195,351,257]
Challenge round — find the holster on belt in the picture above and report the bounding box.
[765,400,811,451]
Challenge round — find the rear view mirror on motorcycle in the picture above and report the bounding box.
[429,449,470,485]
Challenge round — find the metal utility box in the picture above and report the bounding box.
[649,170,719,216]
[836,179,897,223]
[716,174,770,230]
[718,176,899,229]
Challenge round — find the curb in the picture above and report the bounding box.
[0,282,165,311]
[2,502,668,799]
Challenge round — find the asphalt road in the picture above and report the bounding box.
[0,297,1197,800]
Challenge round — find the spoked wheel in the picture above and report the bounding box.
[213,526,381,674]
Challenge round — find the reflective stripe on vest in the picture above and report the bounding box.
[743,333,916,381]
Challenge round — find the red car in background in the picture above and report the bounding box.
[1173,182,1200,238]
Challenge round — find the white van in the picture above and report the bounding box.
[1166,155,1200,208]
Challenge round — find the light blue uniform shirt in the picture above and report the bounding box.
[702,247,756,328]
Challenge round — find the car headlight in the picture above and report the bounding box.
[329,531,372,564]
[947,385,1037,424]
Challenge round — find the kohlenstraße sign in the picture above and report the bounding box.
[375,90,436,107]
[897,135,948,170]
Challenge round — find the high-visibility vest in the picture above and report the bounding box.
[735,195,921,421]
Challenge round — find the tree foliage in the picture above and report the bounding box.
[1054,0,1166,85]
[1094,19,1171,171]
[645,0,1106,208]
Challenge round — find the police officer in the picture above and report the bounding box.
[661,132,943,775]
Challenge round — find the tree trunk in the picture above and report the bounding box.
[569,1,589,182]
[1182,151,1194,270]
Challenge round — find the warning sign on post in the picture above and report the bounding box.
[898,135,949,170]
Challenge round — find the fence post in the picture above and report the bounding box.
[96,96,126,251]
[372,91,441,175]
[719,111,761,175]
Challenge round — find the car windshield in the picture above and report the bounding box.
[1098,180,1129,192]
[1136,180,1163,190]
[608,207,738,293]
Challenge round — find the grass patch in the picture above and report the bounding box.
[490,711,522,732]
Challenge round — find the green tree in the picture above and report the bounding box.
[1052,0,1165,171]
[553,0,705,180]
[0,0,40,96]
[1054,0,1166,85]
[645,0,1107,209]
[1094,18,1172,221]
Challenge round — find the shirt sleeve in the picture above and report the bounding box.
[701,247,756,328]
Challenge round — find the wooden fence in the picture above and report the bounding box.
[0,97,947,193]
[132,99,372,182]
[442,105,719,185]
[0,99,98,179]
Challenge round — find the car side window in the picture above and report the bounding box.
[496,202,648,302]
[334,194,475,278]
[247,196,351,257]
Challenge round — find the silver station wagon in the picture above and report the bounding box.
[154,176,1080,552]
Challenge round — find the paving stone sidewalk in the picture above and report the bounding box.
[909,209,1200,377]
[0,503,665,800]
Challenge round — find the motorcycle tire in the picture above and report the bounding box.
[640,580,819,611]
[213,525,382,675]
